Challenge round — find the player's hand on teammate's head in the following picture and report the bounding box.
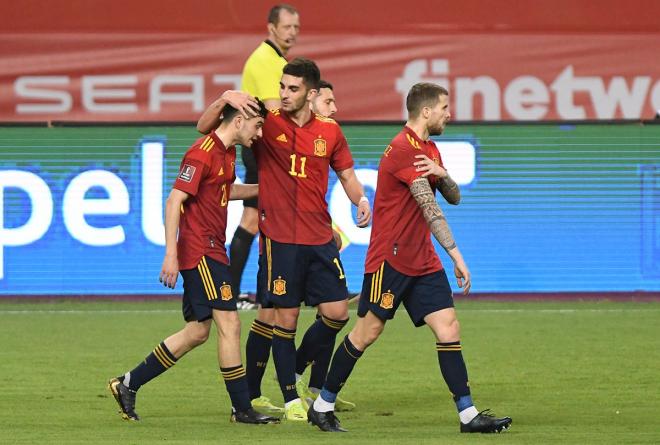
[159,254,179,289]
[356,199,372,227]
[220,90,261,119]
[454,262,471,295]
[413,154,448,179]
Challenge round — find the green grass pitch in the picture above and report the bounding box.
[1,299,660,444]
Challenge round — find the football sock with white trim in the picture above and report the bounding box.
[317,335,363,409]
[436,341,475,421]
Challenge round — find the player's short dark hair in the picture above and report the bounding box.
[406,83,449,118]
[283,57,321,90]
[268,4,298,25]
[318,80,333,90]
[222,97,268,122]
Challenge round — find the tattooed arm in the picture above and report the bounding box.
[410,177,471,294]
[438,175,460,205]
[412,154,460,204]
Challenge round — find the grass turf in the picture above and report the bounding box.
[1,299,659,444]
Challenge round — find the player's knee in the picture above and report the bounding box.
[216,312,241,340]
[351,324,382,350]
[277,315,298,330]
[451,318,461,336]
[274,307,299,329]
[256,308,275,325]
[364,325,383,346]
[442,318,461,342]
[244,219,259,234]
[320,304,348,321]
[187,324,211,346]
[240,208,259,234]
[245,220,259,235]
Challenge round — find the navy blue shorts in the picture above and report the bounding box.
[357,261,454,327]
[179,256,236,322]
[257,235,348,308]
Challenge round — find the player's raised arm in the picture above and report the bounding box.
[197,90,261,134]
[336,167,372,227]
[409,177,471,294]
[159,188,189,289]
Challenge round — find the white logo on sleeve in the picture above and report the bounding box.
[178,164,196,183]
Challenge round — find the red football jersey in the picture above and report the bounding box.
[364,126,445,276]
[173,132,236,269]
[253,110,354,245]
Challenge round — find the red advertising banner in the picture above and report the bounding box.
[2,0,659,122]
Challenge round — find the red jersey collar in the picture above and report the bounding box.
[280,108,316,129]
[403,125,429,146]
[209,131,228,152]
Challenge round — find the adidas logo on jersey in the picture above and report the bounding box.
[276,133,288,143]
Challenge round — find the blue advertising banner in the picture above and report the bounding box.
[1,124,658,295]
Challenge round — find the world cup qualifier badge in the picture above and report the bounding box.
[179,164,196,182]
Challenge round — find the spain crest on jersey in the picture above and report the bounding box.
[314,138,327,157]
[273,277,287,296]
[220,284,233,301]
[380,292,394,309]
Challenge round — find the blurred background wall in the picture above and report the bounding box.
[2,0,660,122]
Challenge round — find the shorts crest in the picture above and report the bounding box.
[273,276,287,296]
[220,284,233,301]
[380,291,394,309]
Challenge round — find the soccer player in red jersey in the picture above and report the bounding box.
[108,100,279,425]
[229,4,301,309]
[294,79,356,413]
[308,83,512,433]
[199,58,371,421]
[255,59,370,421]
